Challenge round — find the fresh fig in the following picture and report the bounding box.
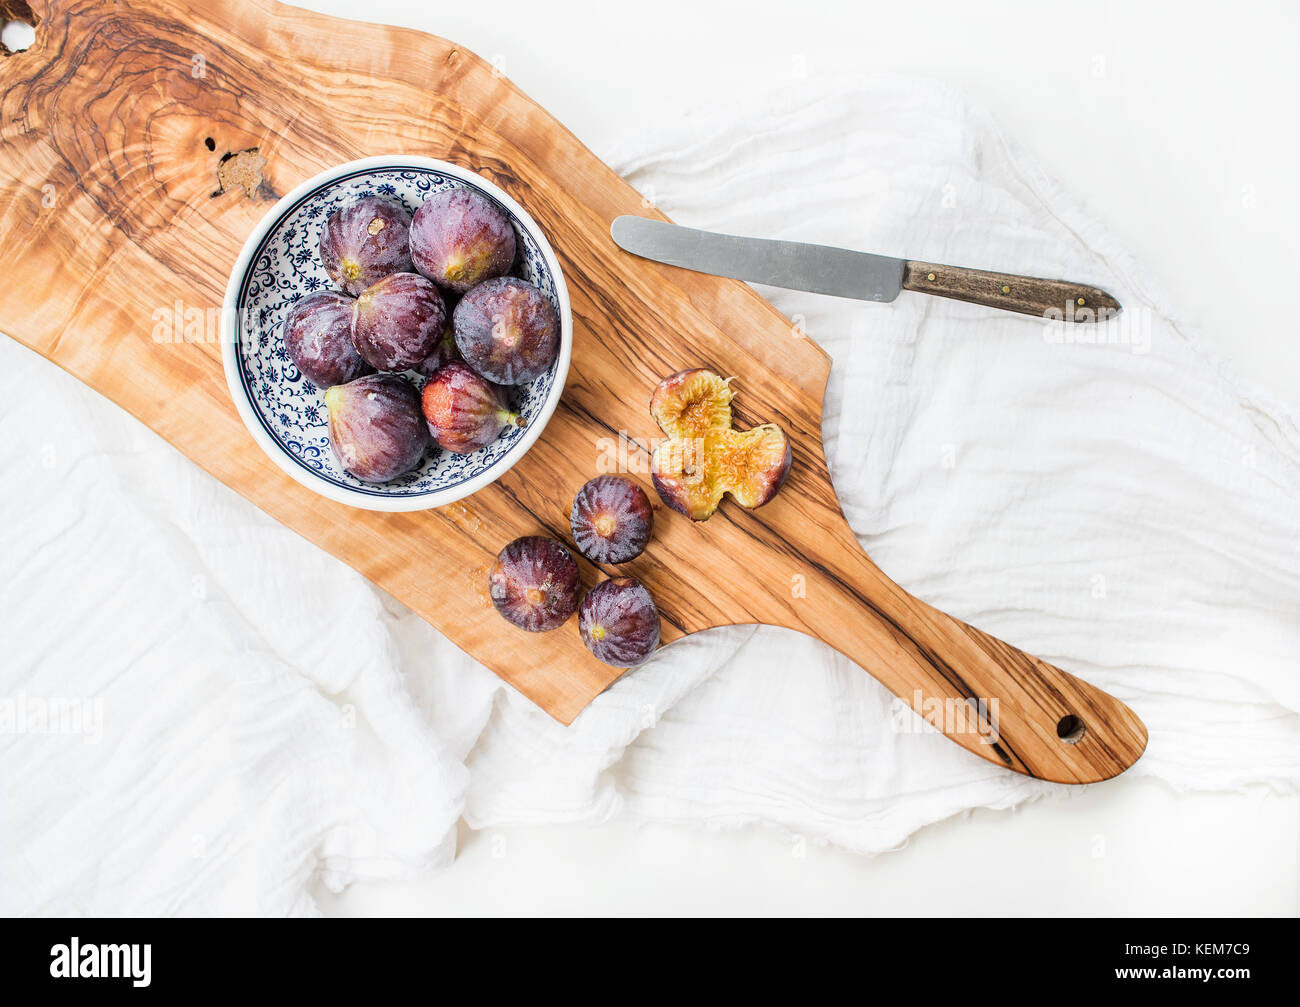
[415,297,462,376]
[350,272,448,372]
[453,276,559,385]
[578,577,660,666]
[319,196,414,296]
[281,290,372,388]
[569,475,654,564]
[409,188,516,294]
[323,374,428,482]
[488,536,580,632]
[421,361,524,454]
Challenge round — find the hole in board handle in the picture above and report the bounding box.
[1056,714,1086,745]
[1,17,35,54]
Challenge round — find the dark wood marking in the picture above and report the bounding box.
[0,0,1147,781]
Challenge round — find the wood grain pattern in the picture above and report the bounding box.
[0,0,1147,782]
[903,260,1123,320]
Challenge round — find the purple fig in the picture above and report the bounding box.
[350,272,448,372]
[409,188,516,294]
[319,196,414,296]
[421,361,524,454]
[281,291,373,388]
[488,536,580,632]
[323,374,428,482]
[570,475,653,564]
[578,578,660,666]
[415,321,461,377]
[453,276,559,385]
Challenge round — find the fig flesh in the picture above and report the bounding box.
[649,368,791,521]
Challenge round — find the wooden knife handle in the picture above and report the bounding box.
[903,260,1122,321]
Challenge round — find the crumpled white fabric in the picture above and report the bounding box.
[1,74,1297,916]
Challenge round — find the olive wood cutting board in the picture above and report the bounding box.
[0,0,1148,782]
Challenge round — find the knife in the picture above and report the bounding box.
[611,216,1120,322]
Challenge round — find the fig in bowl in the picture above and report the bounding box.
[453,276,559,385]
[415,300,461,376]
[410,187,517,294]
[489,536,581,632]
[324,374,429,483]
[281,290,372,388]
[351,272,448,372]
[578,577,661,667]
[421,361,524,454]
[649,368,792,521]
[222,156,571,512]
[319,195,413,296]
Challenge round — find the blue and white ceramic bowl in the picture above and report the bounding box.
[221,156,572,512]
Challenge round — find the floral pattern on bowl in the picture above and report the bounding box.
[223,157,570,509]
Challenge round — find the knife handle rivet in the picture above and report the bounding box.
[1001,284,1011,294]
[1077,296,1086,306]
[927,272,936,282]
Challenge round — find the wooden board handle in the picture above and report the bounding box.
[799,526,1148,783]
[902,260,1122,321]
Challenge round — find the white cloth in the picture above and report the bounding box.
[2,74,1297,916]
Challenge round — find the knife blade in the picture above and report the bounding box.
[610,215,1121,321]
[611,215,904,302]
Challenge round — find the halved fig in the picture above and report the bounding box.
[649,437,725,521]
[649,368,734,440]
[712,426,791,508]
[649,368,791,521]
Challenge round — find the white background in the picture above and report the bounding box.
[289,0,1298,917]
[6,1,1292,916]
